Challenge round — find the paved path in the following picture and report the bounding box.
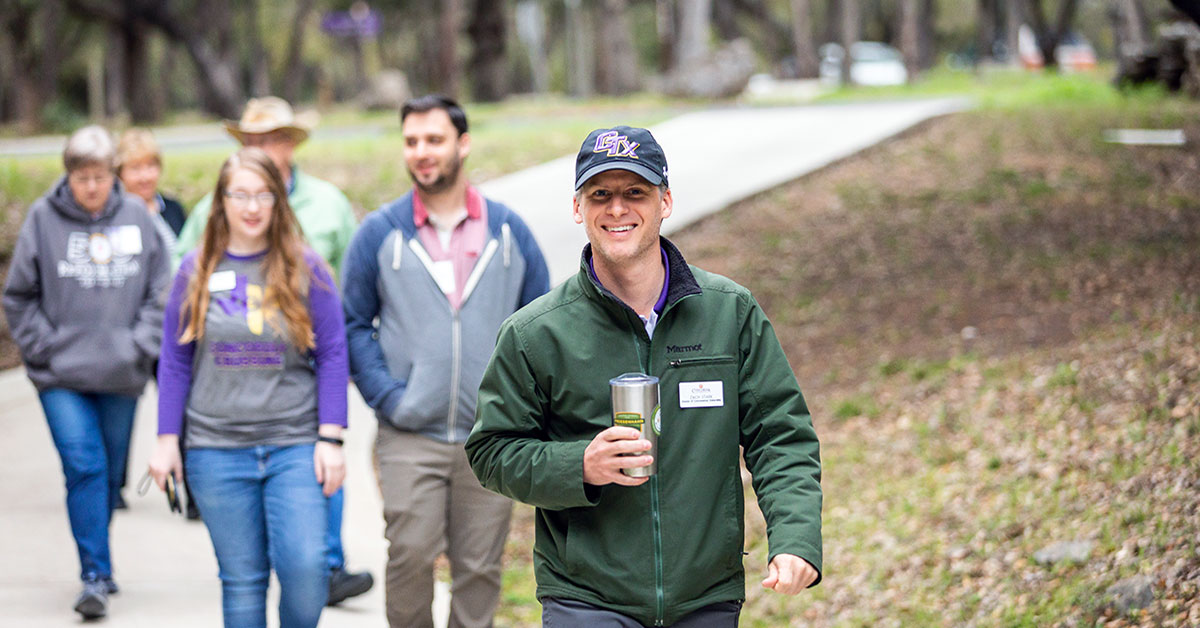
[479,98,968,284]
[0,98,966,627]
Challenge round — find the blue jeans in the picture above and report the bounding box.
[38,389,138,582]
[187,444,328,628]
[326,488,345,570]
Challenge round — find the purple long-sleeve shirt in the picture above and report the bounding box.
[157,248,348,447]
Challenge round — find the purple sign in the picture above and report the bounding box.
[321,9,382,38]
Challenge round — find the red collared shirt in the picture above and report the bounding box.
[412,186,489,311]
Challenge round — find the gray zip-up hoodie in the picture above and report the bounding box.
[342,190,550,443]
[3,176,168,397]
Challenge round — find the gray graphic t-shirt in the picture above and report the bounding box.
[184,253,319,448]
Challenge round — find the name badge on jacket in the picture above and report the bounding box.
[679,381,724,408]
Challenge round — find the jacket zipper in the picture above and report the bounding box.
[406,233,500,442]
[448,311,462,441]
[652,476,664,625]
[668,355,736,368]
[633,325,666,627]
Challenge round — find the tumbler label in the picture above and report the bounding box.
[614,412,644,429]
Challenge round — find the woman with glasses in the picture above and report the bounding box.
[147,147,348,628]
[2,125,169,620]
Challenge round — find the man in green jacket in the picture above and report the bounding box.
[465,126,822,626]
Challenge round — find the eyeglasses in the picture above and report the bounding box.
[68,172,114,186]
[224,191,276,207]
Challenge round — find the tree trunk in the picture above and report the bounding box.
[919,0,936,70]
[1168,0,1200,27]
[282,0,316,103]
[135,0,244,117]
[714,0,739,40]
[242,0,271,97]
[124,22,158,123]
[1025,0,1080,70]
[437,0,462,98]
[657,0,677,73]
[2,0,61,128]
[899,0,921,76]
[865,0,892,42]
[841,0,861,84]
[824,0,841,47]
[468,0,508,102]
[675,0,713,70]
[105,26,127,118]
[791,0,820,78]
[595,0,639,94]
[731,0,792,60]
[565,0,594,97]
[1005,0,1022,64]
[977,0,997,63]
[514,0,549,93]
[2,0,45,129]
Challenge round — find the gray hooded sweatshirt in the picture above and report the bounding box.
[3,176,168,397]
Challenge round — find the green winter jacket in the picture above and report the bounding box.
[466,238,822,626]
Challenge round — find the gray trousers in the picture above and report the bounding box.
[541,597,743,627]
[377,426,512,628]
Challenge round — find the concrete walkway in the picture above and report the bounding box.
[479,98,968,284]
[0,98,966,627]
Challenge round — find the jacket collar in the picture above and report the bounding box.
[578,236,702,313]
[412,184,483,227]
[383,189,509,241]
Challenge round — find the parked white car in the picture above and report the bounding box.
[819,42,909,87]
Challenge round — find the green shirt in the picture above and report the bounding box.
[174,168,357,277]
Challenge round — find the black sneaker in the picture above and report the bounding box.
[74,579,108,619]
[102,577,119,595]
[186,499,201,520]
[113,492,127,510]
[327,567,373,606]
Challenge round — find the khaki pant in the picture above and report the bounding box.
[376,426,512,628]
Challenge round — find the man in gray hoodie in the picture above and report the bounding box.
[3,125,168,620]
[342,95,549,628]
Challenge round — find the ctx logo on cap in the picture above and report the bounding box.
[574,125,669,190]
[593,131,640,159]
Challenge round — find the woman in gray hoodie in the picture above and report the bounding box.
[2,125,168,620]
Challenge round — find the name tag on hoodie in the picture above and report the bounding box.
[105,225,143,256]
[431,260,456,295]
[208,270,236,292]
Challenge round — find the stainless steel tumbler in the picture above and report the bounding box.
[609,372,660,477]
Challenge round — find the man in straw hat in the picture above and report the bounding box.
[173,96,371,606]
[173,96,357,278]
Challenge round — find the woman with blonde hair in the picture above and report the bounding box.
[148,147,348,628]
[116,128,186,250]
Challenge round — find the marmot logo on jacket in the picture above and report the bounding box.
[57,228,144,288]
[666,343,702,354]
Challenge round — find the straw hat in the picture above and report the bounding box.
[223,96,319,145]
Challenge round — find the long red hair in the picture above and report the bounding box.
[178,148,321,350]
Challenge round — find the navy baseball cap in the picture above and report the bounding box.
[574,126,669,190]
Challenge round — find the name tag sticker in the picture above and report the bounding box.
[679,381,724,408]
[106,225,143,256]
[208,270,236,292]
[431,260,456,295]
